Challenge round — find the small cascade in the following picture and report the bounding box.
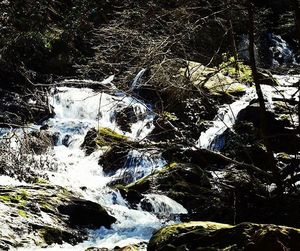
[197,86,257,149]
[11,74,186,250]
[238,33,297,67]
[130,68,146,91]
[3,71,298,250]
[139,194,188,216]
[198,75,299,150]
[268,34,297,67]
[113,150,166,184]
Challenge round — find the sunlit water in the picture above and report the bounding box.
[198,75,299,150]
[4,76,184,250]
[1,72,299,250]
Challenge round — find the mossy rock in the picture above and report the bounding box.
[219,55,253,83]
[148,221,300,251]
[96,127,129,146]
[39,226,81,245]
[178,61,247,96]
[0,185,115,249]
[124,163,220,219]
[81,127,129,155]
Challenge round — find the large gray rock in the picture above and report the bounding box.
[148,221,300,251]
[0,185,116,250]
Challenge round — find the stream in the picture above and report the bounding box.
[0,71,298,250]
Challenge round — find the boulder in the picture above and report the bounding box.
[0,185,115,249]
[237,104,300,154]
[123,163,223,220]
[148,221,300,251]
[178,61,247,96]
[115,106,140,133]
[81,127,129,155]
[99,145,130,176]
[57,198,116,229]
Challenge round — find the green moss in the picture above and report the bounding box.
[18,210,27,218]
[96,127,128,146]
[126,162,177,192]
[34,178,49,184]
[0,195,11,203]
[220,54,253,83]
[0,193,26,204]
[159,162,177,174]
[151,221,233,245]
[126,175,151,193]
[19,189,29,199]
[162,112,178,121]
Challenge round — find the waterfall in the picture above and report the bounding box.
[130,68,146,91]
[6,75,186,250]
[268,34,297,67]
[238,33,297,67]
[198,75,299,150]
[2,72,299,250]
[197,86,257,149]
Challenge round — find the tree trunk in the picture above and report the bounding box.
[290,0,300,131]
[290,0,300,44]
[247,0,282,192]
[226,0,239,73]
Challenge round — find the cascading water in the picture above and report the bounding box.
[268,34,297,67]
[10,75,186,250]
[197,86,257,149]
[198,75,299,150]
[238,33,297,67]
[1,71,299,250]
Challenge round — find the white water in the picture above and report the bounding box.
[1,72,299,250]
[269,34,297,67]
[197,86,257,149]
[131,69,146,91]
[6,75,186,250]
[198,75,299,150]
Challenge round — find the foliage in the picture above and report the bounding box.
[220,54,253,83]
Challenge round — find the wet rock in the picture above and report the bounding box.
[51,132,61,146]
[85,243,147,251]
[58,198,116,229]
[124,163,220,220]
[81,128,98,155]
[114,242,147,250]
[115,106,139,133]
[148,221,300,251]
[62,134,72,147]
[0,185,115,249]
[114,185,144,210]
[99,145,130,175]
[37,226,81,246]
